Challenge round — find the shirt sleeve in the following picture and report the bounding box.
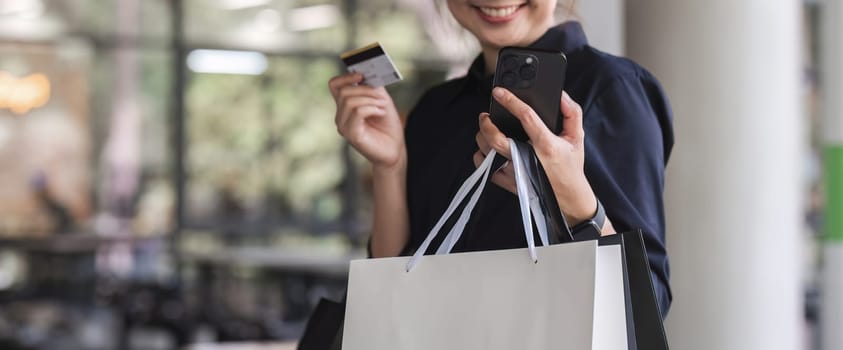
[582,73,674,318]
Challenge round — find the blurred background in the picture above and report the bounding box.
[0,0,836,349]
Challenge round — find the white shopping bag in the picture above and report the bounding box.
[342,139,628,350]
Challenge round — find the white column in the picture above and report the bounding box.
[578,0,624,55]
[821,0,843,349]
[626,2,804,350]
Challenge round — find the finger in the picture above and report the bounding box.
[343,104,386,131]
[491,87,555,143]
[490,167,517,194]
[560,91,585,141]
[496,161,516,182]
[475,132,488,155]
[335,96,385,125]
[495,160,510,172]
[473,151,484,168]
[478,112,512,159]
[337,95,378,124]
[338,104,386,137]
[328,73,364,98]
[337,85,386,106]
[475,113,492,155]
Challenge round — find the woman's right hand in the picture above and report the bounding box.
[329,73,405,170]
[330,73,410,258]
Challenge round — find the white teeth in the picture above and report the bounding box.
[479,5,519,18]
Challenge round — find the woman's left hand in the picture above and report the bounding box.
[474,87,598,226]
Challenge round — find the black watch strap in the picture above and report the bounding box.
[570,198,605,240]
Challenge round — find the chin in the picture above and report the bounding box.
[448,1,554,50]
[476,29,532,49]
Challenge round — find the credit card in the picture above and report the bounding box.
[340,42,403,87]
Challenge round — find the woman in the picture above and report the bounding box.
[329,0,673,317]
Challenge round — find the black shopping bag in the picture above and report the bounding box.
[297,297,344,350]
[597,231,669,350]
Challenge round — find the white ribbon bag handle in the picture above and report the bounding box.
[406,139,550,272]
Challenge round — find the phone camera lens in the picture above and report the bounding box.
[502,55,519,70]
[519,64,537,80]
[501,72,517,87]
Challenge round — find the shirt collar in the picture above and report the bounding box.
[465,21,589,85]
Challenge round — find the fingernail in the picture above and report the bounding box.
[493,87,505,98]
[479,112,488,120]
[563,92,572,103]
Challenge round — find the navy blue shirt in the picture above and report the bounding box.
[402,22,673,317]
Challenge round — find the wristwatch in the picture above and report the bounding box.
[570,198,605,240]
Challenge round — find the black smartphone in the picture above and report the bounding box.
[489,47,567,141]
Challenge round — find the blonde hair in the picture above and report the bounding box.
[558,0,579,21]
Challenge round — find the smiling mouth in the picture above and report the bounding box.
[474,3,526,18]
